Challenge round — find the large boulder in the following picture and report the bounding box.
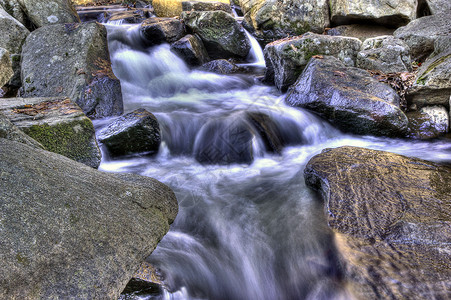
[0,0,28,28]
[264,33,362,91]
[285,56,408,137]
[304,146,451,299]
[406,105,449,139]
[0,138,177,299]
[17,0,80,28]
[0,6,29,54]
[356,35,412,73]
[140,17,185,47]
[181,10,251,59]
[170,34,210,67]
[239,0,329,43]
[407,47,451,109]
[21,22,123,119]
[329,0,416,27]
[0,111,43,148]
[0,97,101,168]
[0,47,13,87]
[393,13,451,61]
[98,108,161,157]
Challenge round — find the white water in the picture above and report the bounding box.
[99,24,451,300]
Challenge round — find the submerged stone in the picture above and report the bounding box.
[0,97,101,168]
[304,146,451,299]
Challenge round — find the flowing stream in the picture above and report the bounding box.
[96,24,451,300]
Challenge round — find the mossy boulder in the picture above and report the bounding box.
[17,0,80,28]
[21,22,123,118]
[0,138,177,299]
[0,47,13,88]
[98,108,161,157]
[304,146,451,299]
[264,33,362,91]
[285,56,408,137]
[329,0,416,27]
[181,10,250,59]
[170,34,210,66]
[239,0,329,44]
[0,97,101,168]
[356,35,412,73]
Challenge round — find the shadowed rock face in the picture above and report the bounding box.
[0,138,178,299]
[304,146,451,300]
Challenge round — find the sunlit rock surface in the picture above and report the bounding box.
[17,0,80,27]
[305,146,451,300]
[0,138,177,299]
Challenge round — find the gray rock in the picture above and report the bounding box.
[329,0,416,27]
[0,138,177,299]
[181,10,250,59]
[356,35,412,73]
[140,17,185,47]
[170,34,210,67]
[239,0,329,43]
[264,33,362,91]
[0,0,28,26]
[21,22,123,118]
[98,108,161,157]
[304,146,451,299]
[182,1,231,13]
[200,59,240,74]
[0,111,43,148]
[407,105,449,139]
[0,97,101,168]
[425,0,451,14]
[326,24,395,41]
[17,0,80,28]
[285,56,408,137]
[0,47,13,87]
[393,12,451,61]
[407,48,451,108]
[0,6,29,54]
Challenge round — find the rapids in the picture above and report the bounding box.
[95,23,451,300]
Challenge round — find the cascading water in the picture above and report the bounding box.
[97,23,451,300]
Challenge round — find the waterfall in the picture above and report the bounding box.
[242,29,266,67]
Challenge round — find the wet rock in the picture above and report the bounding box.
[0,6,29,54]
[285,56,408,137]
[17,0,80,28]
[0,111,43,148]
[170,34,210,66]
[329,0,416,27]
[407,47,451,109]
[0,97,101,168]
[356,35,412,73]
[194,117,253,165]
[246,111,284,154]
[140,17,185,47]
[0,47,13,88]
[181,10,250,59]
[304,146,451,300]
[182,1,231,13]
[326,24,395,41]
[239,0,329,43]
[21,22,123,118]
[0,138,177,299]
[393,13,451,61]
[264,33,362,91]
[98,108,161,157]
[200,59,240,74]
[407,105,449,139]
[106,8,154,24]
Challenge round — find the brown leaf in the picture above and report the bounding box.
[312,55,324,59]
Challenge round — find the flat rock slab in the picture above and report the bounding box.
[17,0,80,27]
[0,97,101,168]
[0,138,177,299]
[304,146,451,299]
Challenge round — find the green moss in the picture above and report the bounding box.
[25,77,31,83]
[16,253,29,265]
[12,55,20,62]
[416,53,451,85]
[23,118,95,162]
